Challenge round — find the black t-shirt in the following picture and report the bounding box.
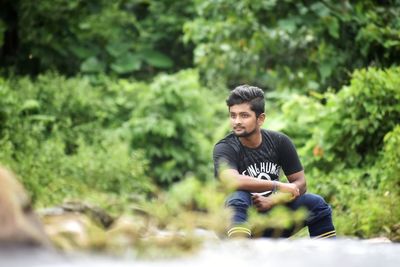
[213,129,303,195]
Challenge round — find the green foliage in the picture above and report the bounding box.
[316,67,400,168]
[374,126,400,241]
[129,69,225,186]
[378,126,400,190]
[0,70,227,204]
[0,73,154,206]
[267,92,323,149]
[308,127,400,239]
[0,0,195,76]
[2,0,399,94]
[276,67,400,171]
[184,0,400,90]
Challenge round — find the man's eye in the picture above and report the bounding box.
[230,114,236,118]
[241,114,249,118]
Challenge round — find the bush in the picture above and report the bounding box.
[129,69,225,186]
[1,0,195,77]
[0,73,154,207]
[276,67,400,171]
[314,67,400,169]
[184,1,400,91]
[312,127,400,239]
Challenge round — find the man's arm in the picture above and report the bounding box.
[286,170,307,195]
[220,168,300,197]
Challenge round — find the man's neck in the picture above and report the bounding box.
[239,129,262,148]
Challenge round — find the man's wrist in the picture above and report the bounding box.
[272,180,278,194]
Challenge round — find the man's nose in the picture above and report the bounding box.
[234,116,242,124]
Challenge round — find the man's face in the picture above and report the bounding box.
[229,103,263,137]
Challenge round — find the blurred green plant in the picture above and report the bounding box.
[0,0,195,77]
[0,70,227,207]
[129,69,226,186]
[184,0,400,91]
[273,67,400,171]
[0,73,155,206]
[307,126,400,240]
[2,0,399,95]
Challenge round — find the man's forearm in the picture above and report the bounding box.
[235,174,276,192]
[220,170,300,197]
[236,174,299,196]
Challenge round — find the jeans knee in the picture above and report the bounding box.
[299,194,332,224]
[225,190,252,208]
[298,193,326,208]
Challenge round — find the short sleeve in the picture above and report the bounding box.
[278,134,303,176]
[213,142,239,178]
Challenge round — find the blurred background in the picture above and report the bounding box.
[0,0,399,246]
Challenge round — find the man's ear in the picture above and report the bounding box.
[257,113,266,126]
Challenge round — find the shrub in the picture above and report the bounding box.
[129,69,225,186]
[276,67,400,171]
[313,67,400,169]
[314,127,400,239]
[0,73,154,207]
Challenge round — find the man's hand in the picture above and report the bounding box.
[252,194,274,212]
[278,182,300,198]
[252,192,295,212]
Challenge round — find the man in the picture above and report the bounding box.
[213,85,336,239]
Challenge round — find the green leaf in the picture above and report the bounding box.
[69,45,95,59]
[106,42,132,58]
[319,62,333,81]
[327,17,339,39]
[278,19,297,33]
[310,2,330,17]
[383,40,400,48]
[21,99,40,113]
[80,57,105,73]
[110,53,141,74]
[140,50,174,69]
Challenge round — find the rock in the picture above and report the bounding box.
[42,213,106,251]
[38,200,115,251]
[104,215,148,255]
[61,201,115,228]
[39,200,115,229]
[0,166,51,247]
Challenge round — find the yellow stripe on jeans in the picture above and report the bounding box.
[314,230,336,239]
[227,226,252,237]
[318,233,337,239]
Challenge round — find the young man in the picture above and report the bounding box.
[213,85,336,239]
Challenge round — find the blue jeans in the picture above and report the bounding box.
[226,190,335,238]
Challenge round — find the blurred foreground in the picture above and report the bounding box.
[1,238,399,267]
[1,151,399,266]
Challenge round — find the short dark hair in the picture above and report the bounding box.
[226,84,265,117]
